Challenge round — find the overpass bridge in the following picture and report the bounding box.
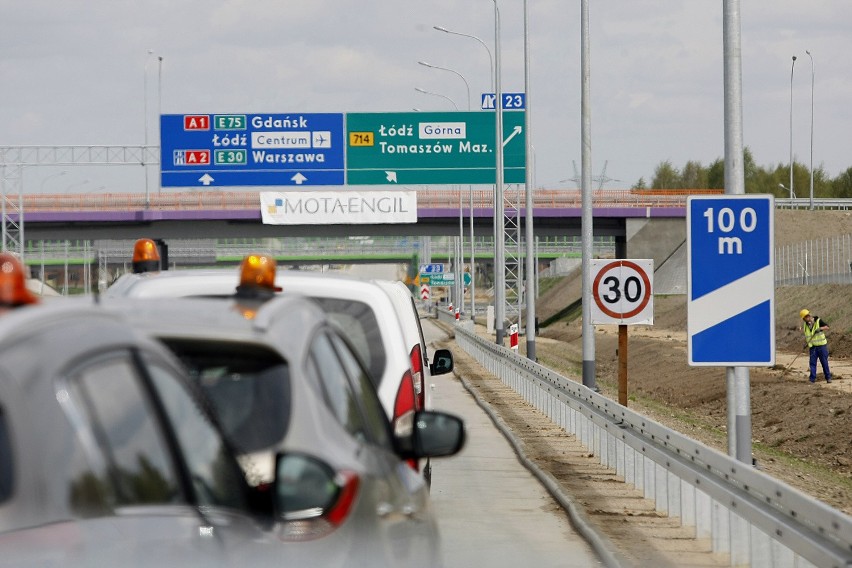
[7,186,696,296]
[13,188,691,241]
[8,188,698,296]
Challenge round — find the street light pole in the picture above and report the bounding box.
[418,60,472,314]
[806,50,814,210]
[157,55,164,196]
[432,26,494,91]
[414,87,458,110]
[789,55,796,200]
[418,61,471,111]
[492,0,506,346]
[523,0,536,360]
[143,49,156,209]
[432,25,493,323]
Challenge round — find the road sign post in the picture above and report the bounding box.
[687,195,775,366]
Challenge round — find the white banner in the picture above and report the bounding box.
[260,190,418,225]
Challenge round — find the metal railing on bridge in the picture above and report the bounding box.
[17,188,710,212]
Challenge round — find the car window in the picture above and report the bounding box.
[161,339,291,456]
[71,356,182,507]
[145,360,249,510]
[309,297,386,388]
[328,333,391,449]
[0,407,11,504]
[306,332,369,443]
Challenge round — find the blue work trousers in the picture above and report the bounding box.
[808,344,831,382]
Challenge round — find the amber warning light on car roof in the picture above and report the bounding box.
[236,254,282,300]
[0,253,38,307]
[132,238,161,273]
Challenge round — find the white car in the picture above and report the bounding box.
[372,279,454,412]
[105,265,454,447]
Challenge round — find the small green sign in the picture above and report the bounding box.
[422,272,455,287]
[346,111,525,185]
[214,115,247,130]
[214,149,247,165]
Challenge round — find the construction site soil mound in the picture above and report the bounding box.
[532,208,852,514]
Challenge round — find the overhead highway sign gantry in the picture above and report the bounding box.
[160,113,346,188]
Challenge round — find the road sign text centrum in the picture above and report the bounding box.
[160,113,345,188]
[345,111,526,185]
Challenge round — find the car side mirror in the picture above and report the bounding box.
[395,410,465,459]
[429,349,454,376]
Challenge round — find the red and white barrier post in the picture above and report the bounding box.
[509,323,519,351]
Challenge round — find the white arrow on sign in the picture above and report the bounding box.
[503,125,523,147]
[385,171,398,183]
[291,173,307,185]
[198,174,215,186]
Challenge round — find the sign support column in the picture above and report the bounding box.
[493,0,506,345]
[725,0,750,465]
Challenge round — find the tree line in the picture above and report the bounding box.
[632,148,852,198]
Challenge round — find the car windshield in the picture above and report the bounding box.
[161,339,291,454]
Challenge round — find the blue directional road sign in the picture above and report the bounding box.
[419,263,445,274]
[481,93,526,110]
[687,195,775,366]
[160,113,345,187]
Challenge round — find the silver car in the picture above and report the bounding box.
[0,301,291,567]
[99,293,466,567]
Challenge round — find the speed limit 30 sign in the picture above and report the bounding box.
[590,259,654,325]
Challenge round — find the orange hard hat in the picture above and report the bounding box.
[0,253,38,307]
[131,238,161,273]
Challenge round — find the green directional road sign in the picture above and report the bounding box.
[346,111,526,185]
[420,273,455,286]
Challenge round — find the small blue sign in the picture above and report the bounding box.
[687,195,775,366]
[480,93,526,111]
[160,113,345,187]
[419,263,445,274]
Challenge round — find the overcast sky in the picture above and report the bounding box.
[2,1,850,194]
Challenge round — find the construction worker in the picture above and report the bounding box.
[0,252,39,313]
[800,309,832,384]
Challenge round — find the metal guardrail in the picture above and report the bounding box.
[775,198,852,211]
[453,323,852,567]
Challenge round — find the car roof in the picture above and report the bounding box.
[104,268,413,416]
[98,294,328,356]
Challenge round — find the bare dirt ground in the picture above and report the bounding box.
[532,208,852,515]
